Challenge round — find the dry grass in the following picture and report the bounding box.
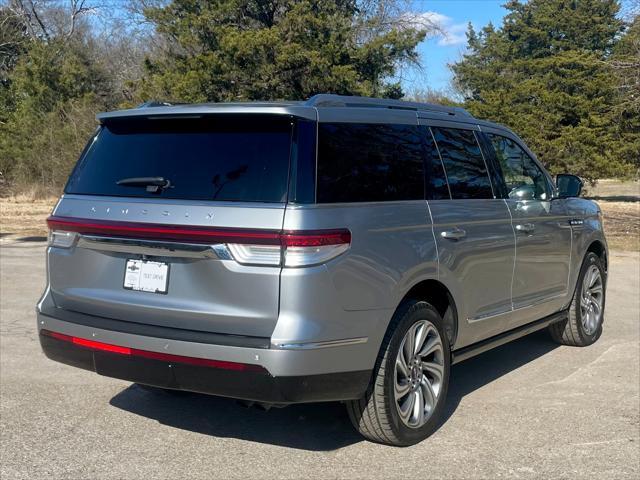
[1,181,638,251]
[0,194,57,240]
[586,180,640,252]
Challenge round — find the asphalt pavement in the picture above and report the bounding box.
[1,242,638,479]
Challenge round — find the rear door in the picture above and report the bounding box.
[482,131,571,323]
[48,114,304,338]
[421,122,515,345]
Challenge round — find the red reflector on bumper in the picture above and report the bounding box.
[73,336,132,354]
[40,329,264,372]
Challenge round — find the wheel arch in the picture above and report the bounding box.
[398,279,459,347]
[586,240,607,273]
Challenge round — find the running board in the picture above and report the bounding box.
[451,310,568,365]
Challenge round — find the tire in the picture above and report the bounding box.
[549,252,606,346]
[346,300,451,446]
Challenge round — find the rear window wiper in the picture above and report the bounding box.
[116,177,171,193]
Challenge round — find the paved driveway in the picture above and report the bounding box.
[1,243,638,479]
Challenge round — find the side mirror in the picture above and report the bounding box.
[556,174,583,198]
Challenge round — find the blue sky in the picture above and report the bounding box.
[401,0,509,94]
[403,0,636,94]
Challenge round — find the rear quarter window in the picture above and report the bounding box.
[431,127,494,200]
[316,123,425,203]
[66,115,294,202]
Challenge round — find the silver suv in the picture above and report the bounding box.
[37,95,608,446]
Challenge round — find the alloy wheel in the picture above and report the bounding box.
[394,320,445,428]
[580,264,603,335]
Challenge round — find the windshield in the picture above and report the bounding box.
[65,115,294,202]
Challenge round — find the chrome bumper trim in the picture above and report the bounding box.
[272,337,368,350]
[77,235,232,259]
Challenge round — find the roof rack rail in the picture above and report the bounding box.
[136,101,181,109]
[305,94,471,117]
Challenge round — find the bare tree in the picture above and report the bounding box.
[7,0,100,41]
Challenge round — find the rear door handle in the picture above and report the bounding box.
[515,223,535,234]
[441,228,466,240]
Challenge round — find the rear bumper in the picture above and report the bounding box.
[37,307,372,404]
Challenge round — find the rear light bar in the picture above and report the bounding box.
[46,216,281,245]
[41,329,266,372]
[47,216,351,267]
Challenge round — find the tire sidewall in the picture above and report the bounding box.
[383,301,451,446]
[573,252,606,344]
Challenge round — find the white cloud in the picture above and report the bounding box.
[403,11,469,47]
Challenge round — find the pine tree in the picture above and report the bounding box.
[136,0,426,102]
[610,15,640,171]
[452,0,634,182]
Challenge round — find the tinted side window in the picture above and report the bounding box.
[317,123,424,203]
[431,127,494,199]
[424,127,450,200]
[488,134,550,201]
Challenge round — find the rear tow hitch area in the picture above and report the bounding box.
[236,400,289,411]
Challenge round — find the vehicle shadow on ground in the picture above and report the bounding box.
[109,330,558,451]
[440,330,559,426]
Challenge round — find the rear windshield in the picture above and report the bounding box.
[66,115,294,202]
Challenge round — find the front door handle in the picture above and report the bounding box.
[441,228,466,240]
[515,223,535,234]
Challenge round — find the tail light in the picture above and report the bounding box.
[200,230,351,267]
[281,230,351,267]
[46,216,350,267]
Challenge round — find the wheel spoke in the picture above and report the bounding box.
[421,377,436,411]
[413,389,425,426]
[394,379,411,400]
[403,325,416,363]
[590,284,603,295]
[422,360,444,384]
[584,308,595,333]
[583,269,590,289]
[396,350,409,378]
[398,389,416,422]
[418,334,441,358]
[413,324,427,356]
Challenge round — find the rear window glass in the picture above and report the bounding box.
[316,123,424,203]
[66,115,294,202]
[431,127,494,199]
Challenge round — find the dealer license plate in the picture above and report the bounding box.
[123,259,169,294]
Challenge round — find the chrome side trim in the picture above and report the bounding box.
[272,337,368,350]
[77,235,231,259]
[467,307,512,323]
[467,292,568,323]
[511,292,567,313]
